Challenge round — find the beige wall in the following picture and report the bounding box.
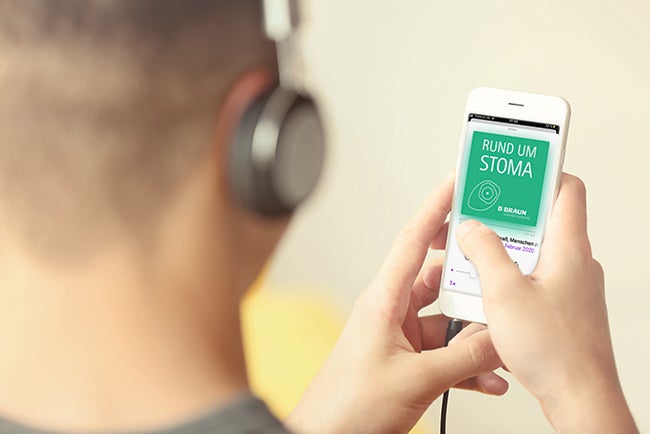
[269,1,650,432]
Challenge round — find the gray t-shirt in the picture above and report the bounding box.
[0,395,292,434]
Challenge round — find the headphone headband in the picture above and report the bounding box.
[262,0,300,41]
[262,0,305,91]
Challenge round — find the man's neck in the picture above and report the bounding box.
[0,246,249,433]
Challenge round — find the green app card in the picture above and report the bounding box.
[461,131,549,227]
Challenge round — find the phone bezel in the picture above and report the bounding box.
[438,87,571,324]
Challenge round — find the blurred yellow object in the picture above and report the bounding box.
[241,285,430,434]
[241,287,342,418]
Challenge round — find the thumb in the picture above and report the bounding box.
[416,329,502,396]
[455,220,524,303]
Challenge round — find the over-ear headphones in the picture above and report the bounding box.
[229,0,325,217]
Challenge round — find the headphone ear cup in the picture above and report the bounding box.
[229,93,269,214]
[229,87,325,217]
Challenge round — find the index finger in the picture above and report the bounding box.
[372,174,454,317]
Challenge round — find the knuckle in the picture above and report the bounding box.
[573,241,593,263]
[398,223,428,251]
[466,334,496,370]
[430,197,451,219]
[564,174,587,199]
[592,259,605,280]
[351,290,373,317]
[354,289,395,324]
[592,258,603,272]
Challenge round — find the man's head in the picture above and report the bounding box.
[0,0,287,294]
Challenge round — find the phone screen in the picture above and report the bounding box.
[443,113,562,297]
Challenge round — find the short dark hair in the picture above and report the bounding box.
[0,0,275,260]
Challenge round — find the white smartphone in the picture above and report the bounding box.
[439,87,570,324]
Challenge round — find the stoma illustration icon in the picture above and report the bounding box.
[467,180,501,212]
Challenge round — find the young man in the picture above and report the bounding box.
[0,1,637,433]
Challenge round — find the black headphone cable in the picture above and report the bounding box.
[440,318,463,434]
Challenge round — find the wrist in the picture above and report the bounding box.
[285,404,325,434]
[284,408,310,434]
[538,367,637,434]
[285,390,350,434]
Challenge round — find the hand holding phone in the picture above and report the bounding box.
[439,87,570,323]
[454,175,638,434]
[286,176,505,434]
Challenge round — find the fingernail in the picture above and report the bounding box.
[456,220,482,239]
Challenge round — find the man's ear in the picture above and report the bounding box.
[210,69,290,295]
[213,68,276,199]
